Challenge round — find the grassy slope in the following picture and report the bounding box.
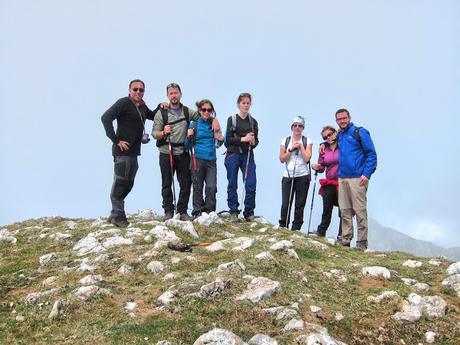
[0,216,459,345]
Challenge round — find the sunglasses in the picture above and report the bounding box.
[292,124,304,128]
[132,88,144,92]
[200,108,213,113]
[166,83,181,91]
[322,132,335,140]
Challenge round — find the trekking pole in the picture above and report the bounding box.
[167,135,177,215]
[307,170,319,235]
[285,151,298,228]
[241,145,252,210]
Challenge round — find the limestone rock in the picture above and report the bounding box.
[217,259,246,273]
[286,248,300,260]
[428,259,441,266]
[248,334,278,345]
[199,277,232,298]
[414,283,430,291]
[447,261,460,275]
[147,260,165,273]
[42,276,57,286]
[323,269,347,282]
[26,288,60,304]
[118,264,133,275]
[367,291,399,303]
[442,274,460,286]
[425,331,436,343]
[402,260,423,268]
[206,237,254,252]
[74,285,111,301]
[193,328,246,345]
[270,240,293,251]
[295,333,347,345]
[255,251,275,261]
[48,300,64,319]
[194,212,224,226]
[236,277,280,303]
[165,219,199,238]
[307,239,328,251]
[283,318,305,332]
[79,274,103,285]
[157,290,178,306]
[39,253,58,266]
[362,266,391,279]
[0,229,17,244]
[401,278,418,286]
[392,293,447,322]
[149,225,181,249]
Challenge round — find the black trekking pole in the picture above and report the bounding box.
[241,145,252,210]
[285,150,298,229]
[167,135,177,215]
[307,170,318,235]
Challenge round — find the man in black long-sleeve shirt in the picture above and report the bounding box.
[101,79,159,227]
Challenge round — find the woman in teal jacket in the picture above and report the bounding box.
[185,99,224,217]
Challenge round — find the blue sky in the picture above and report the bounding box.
[1,0,459,247]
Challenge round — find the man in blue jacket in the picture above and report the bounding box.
[335,108,377,250]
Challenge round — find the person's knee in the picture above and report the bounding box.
[112,179,131,199]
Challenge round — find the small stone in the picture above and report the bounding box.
[42,276,57,286]
[270,240,293,251]
[79,274,103,285]
[248,334,278,345]
[446,261,460,275]
[255,251,275,261]
[147,261,165,273]
[335,312,344,321]
[15,315,25,322]
[283,318,305,332]
[118,264,133,274]
[425,331,436,343]
[310,305,322,313]
[48,300,64,319]
[403,260,423,268]
[362,266,391,279]
[39,253,58,266]
[125,301,136,311]
[428,259,441,266]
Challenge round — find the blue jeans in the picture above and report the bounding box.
[224,152,256,217]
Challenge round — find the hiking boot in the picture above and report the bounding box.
[244,215,255,222]
[110,217,129,228]
[356,241,368,251]
[179,213,194,221]
[338,239,350,247]
[311,231,325,237]
[161,213,174,221]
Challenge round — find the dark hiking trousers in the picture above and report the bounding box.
[159,152,191,215]
[191,158,217,216]
[316,184,342,237]
[279,175,310,230]
[110,155,138,220]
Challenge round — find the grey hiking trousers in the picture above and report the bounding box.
[110,156,138,220]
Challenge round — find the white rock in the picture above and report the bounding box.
[125,227,144,238]
[42,276,57,286]
[403,260,423,268]
[258,227,268,233]
[283,318,305,332]
[447,261,460,275]
[296,333,347,345]
[255,251,275,261]
[307,239,328,251]
[147,261,165,273]
[165,219,199,238]
[428,259,441,266]
[414,283,430,291]
[392,293,447,322]
[161,273,175,281]
[255,217,271,225]
[401,278,418,286]
[248,334,278,345]
[275,308,298,321]
[217,259,246,273]
[286,248,300,260]
[170,257,181,264]
[193,328,246,345]
[136,208,158,222]
[48,232,72,240]
[310,305,322,313]
[223,231,235,238]
[232,237,255,252]
[193,212,224,226]
[270,240,293,251]
[94,254,111,262]
[442,274,460,286]
[118,264,133,274]
[367,291,399,303]
[48,300,64,319]
[206,237,254,252]
[323,269,347,282]
[335,312,344,321]
[26,288,60,304]
[125,301,136,311]
[156,341,170,345]
[101,236,133,249]
[362,266,391,279]
[199,277,232,298]
[425,331,436,343]
[15,315,25,322]
[79,274,103,285]
[73,235,105,256]
[64,221,78,229]
[39,253,58,266]
[78,263,98,272]
[326,238,337,245]
[157,290,178,306]
[236,277,280,303]
[74,285,111,301]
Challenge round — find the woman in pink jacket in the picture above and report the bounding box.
[311,125,342,238]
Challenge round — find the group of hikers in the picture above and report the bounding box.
[101,80,377,251]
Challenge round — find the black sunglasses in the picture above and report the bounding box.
[200,108,213,113]
[292,124,304,128]
[322,132,335,140]
[132,88,144,92]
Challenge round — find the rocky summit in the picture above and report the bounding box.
[0,210,459,344]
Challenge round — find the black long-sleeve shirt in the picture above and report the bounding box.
[224,114,259,155]
[101,97,158,156]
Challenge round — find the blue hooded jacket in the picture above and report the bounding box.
[184,117,223,161]
[337,122,377,179]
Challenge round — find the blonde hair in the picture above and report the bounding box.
[321,125,336,136]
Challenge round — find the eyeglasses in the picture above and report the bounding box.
[322,132,335,140]
[200,108,213,113]
[132,88,144,92]
[292,124,304,128]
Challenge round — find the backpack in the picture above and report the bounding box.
[155,106,190,147]
[354,126,363,150]
[224,114,255,153]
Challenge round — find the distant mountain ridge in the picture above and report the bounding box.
[368,219,460,261]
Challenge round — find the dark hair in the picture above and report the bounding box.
[166,82,181,92]
[195,99,214,111]
[129,79,145,89]
[237,92,252,104]
[321,125,337,136]
[335,108,350,117]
